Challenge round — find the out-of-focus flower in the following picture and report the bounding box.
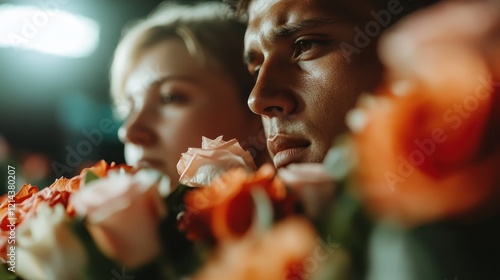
[180,164,297,244]
[16,203,87,280]
[0,160,132,260]
[193,217,318,280]
[378,1,500,81]
[349,43,500,226]
[0,184,72,261]
[177,136,257,187]
[79,159,133,178]
[70,170,166,268]
[278,163,335,219]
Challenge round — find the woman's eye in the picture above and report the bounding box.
[160,93,187,104]
[249,65,261,80]
[115,98,133,120]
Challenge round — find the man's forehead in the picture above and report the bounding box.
[247,0,375,27]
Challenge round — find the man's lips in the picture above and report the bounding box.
[268,136,310,168]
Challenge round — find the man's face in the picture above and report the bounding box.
[244,0,383,168]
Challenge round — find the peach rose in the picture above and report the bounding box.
[349,8,500,226]
[193,217,318,280]
[0,184,72,261]
[180,164,297,244]
[0,161,134,260]
[16,203,87,280]
[70,170,166,268]
[278,163,335,219]
[177,136,257,187]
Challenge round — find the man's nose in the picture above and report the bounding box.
[247,59,298,119]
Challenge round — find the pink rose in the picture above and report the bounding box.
[278,163,335,219]
[70,170,166,268]
[177,136,257,187]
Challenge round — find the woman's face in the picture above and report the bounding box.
[119,38,258,183]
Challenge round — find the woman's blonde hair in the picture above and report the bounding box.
[110,2,253,117]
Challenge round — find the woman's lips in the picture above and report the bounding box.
[268,136,310,168]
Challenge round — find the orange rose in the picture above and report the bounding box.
[350,45,500,226]
[349,0,500,227]
[79,159,133,178]
[177,136,257,187]
[180,164,297,243]
[0,184,72,261]
[193,217,318,280]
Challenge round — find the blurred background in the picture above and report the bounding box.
[0,0,213,193]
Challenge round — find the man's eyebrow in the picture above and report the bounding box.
[243,18,340,65]
[273,18,340,38]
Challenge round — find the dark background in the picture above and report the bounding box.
[0,0,214,192]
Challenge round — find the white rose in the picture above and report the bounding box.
[177,136,257,187]
[17,203,87,280]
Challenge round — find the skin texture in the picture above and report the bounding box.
[119,38,262,186]
[244,0,383,168]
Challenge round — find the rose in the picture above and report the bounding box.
[177,136,257,187]
[350,84,500,227]
[0,184,71,261]
[278,163,335,219]
[0,161,133,260]
[193,217,318,280]
[348,2,500,226]
[378,1,500,81]
[79,159,133,179]
[70,170,166,268]
[16,203,87,280]
[347,0,500,227]
[180,164,297,243]
[0,160,131,232]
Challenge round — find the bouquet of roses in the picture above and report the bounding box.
[0,161,170,279]
[1,136,341,280]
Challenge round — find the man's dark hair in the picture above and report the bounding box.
[224,0,440,24]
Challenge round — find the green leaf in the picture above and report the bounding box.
[323,134,356,181]
[83,170,100,186]
[165,184,192,218]
[250,187,274,232]
[0,263,22,280]
[70,218,121,280]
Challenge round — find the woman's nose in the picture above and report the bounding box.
[118,108,156,146]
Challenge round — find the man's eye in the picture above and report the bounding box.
[160,93,187,104]
[293,39,325,59]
